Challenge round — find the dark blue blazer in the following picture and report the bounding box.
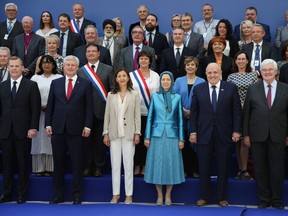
[190,81,241,145]
[45,76,93,135]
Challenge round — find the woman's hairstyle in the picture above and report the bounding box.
[239,20,254,42]
[38,55,58,75]
[232,50,252,72]
[215,19,233,40]
[39,11,54,29]
[170,14,181,28]
[111,68,133,94]
[45,34,60,46]
[280,43,288,60]
[112,17,125,36]
[210,36,226,48]
[137,50,152,68]
[184,56,199,68]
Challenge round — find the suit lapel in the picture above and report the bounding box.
[258,82,268,108]
[14,78,26,103]
[203,83,213,111]
[69,77,81,100]
[217,81,226,110]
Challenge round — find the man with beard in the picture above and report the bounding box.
[145,14,169,73]
[97,19,124,70]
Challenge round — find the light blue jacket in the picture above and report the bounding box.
[145,92,184,141]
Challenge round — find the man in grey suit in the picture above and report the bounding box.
[12,16,45,79]
[119,25,156,72]
[243,59,288,210]
[275,10,288,51]
[78,43,114,177]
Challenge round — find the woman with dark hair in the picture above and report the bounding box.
[35,11,58,38]
[204,36,233,80]
[30,55,62,176]
[144,71,185,206]
[165,14,181,46]
[208,19,239,58]
[277,43,288,75]
[227,51,258,180]
[173,56,205,178]
[130,50,159,177]
[103,68,141,204]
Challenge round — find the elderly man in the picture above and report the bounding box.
[0,3,23,51]
[70,3,96,44]
[0,56,41,204]
[189,63,241,207]
[74,25,111,67]
[243,59,288,210]
[12,16,45,79]
[0,47,11,82]
[193,3,219,49]
[45,55,93,205]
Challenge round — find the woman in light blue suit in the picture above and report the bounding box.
[144,71,185,206]
[173,56,205,178]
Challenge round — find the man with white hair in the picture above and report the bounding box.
[0,46,11,82]
[243,59,288,210]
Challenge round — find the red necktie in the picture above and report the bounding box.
[67,78,73,100]
[267,84,271,109]
[133,46,139,70]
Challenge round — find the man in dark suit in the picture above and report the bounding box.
[52,13,82,57]
[12,16,45,79]
[160,27,197,80]
[0,3,23,51]
[233,6,271,42]
[242,24,278,73]
[145,14,169,73]
[0,56,41,204]
[45,55,93,205]
[189,63,241,207]
[70,3,96,44]
[78,43,113,177]
[74,25,111,67]
[243,59,288,210]
[119,25,156,72]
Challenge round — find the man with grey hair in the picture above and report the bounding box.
[74,25,111,67]
[12,16,45,79]
[0,47,11,82]
[243,59,288,210]
[45,55,93,205]
[0,3,23,51]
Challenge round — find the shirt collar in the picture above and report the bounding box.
[11,75,23,84]
[263,79,277,88]
[7,19,16,24]
[66,75,77,82]
[209,80,221,89]
[253,40,263,47]
[174,44,184,50]
[133,43,143,49]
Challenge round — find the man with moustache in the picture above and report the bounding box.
[145,14,169,72]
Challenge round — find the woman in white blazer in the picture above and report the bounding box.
[103,68,141,204]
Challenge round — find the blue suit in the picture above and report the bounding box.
[190,81,241,201]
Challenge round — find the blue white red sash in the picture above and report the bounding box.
[70,19,85,43]
[131,69,151,109]
[82,64,107,103]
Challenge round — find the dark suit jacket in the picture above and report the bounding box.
[74,45,112,67]
[243,81,288,143]
[0,77,41,139]
[12,33,45,77]
[233,22,271,42]
[0,20,23,51]
[45,76,93,135]
[78,62,114,119]
[148,31,169,72]
[186,32,205,58]
[241,41,278,62]
[52,30,83,56]
[119,44,156,72]
[190,81,241,145]
[279,63,288,84]
[71,18,96,44]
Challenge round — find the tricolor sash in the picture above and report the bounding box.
[131,69,151,109]
[82,64,107,103]
[70,19,85,43]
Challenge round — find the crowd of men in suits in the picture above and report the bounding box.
[0,2,287,209]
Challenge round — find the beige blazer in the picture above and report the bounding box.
[103,90,141,141]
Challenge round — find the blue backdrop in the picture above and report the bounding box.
[0,0,287,44]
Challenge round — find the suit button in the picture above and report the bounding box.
[124,124,126,126]
[124,118,126,120]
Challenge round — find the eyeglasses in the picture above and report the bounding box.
[132,31,143,35]
[6,9,16,12]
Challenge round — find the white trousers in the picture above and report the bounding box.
[110,137,135,196]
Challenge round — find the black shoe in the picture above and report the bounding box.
[0,194,12,203]
[17,196,26,204]
[73,197,82,205]
[49,197,64,204]
[258,200,270,208]
[271,201,284,210]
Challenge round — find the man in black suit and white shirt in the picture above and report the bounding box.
[70,3,96,44]
[0,3,23,51]
[0,56,41,204]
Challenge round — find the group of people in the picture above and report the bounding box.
[0,2,287,210]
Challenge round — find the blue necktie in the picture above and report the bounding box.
[7,21,12,34]
[11,81,17,103]
[254,45,260,71]
[212,85,217,112]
